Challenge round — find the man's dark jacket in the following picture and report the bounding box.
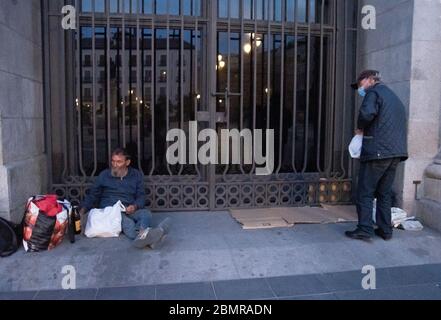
[357,83,408,163]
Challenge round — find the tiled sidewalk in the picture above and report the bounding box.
[2,263,441,300]
[2,211,441,298]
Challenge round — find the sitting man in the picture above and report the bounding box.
[79,148,170,249]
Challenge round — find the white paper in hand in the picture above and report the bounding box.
[349,134,363,159]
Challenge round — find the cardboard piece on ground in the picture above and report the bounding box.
[231,209,278,219]
[240,217,294,230]
[230,205,358,230]
[230,208,291,230]
[321,205,358,223]
[279,207,334,225]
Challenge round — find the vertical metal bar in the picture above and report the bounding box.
[301,2,311,174]
[338,0,348,179]
[349,0,355,180]
[316,0,325,174]
[106,0,112,162]
[250,0,258,178]
[353,0,361,182]
[166,0,173,175]
[149,19,156,176]
[239,0,245,175]
[276,0,285,175]
[178,0,185,175]
[75,0,87,178]
[324,0,332,178]
[330,0,338,179]
[193,16,201,178]
[291,0,298,174]
[122,0,127,147]
[266,0,271,168]
[136,0,144,173]
[42,0,54,189]
[91,0,98,177]
[325,0,334,178]
[61,12,70,182]
[116,25,121,148]
[208,0,218,210]
[222,0,232,180]
[129,15,133,143]
[58,0,68,181]
[140,28,145,165]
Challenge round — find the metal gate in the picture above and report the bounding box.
[44,0,358,210]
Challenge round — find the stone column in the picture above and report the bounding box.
[403,0,441,214]
[0,0,47,223]
[417,148,441,232]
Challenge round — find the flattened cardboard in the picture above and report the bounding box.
[278,207,333,224]
[240,217,294,230]
[321,205,358,222]
[230,205,358,230]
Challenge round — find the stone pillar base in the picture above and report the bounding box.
[417,198,441,233]
[417,155,441,232]
[0,155,48,223]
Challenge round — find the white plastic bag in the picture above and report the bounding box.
[399,220,424,231]
[349,134,363,159]
[391,207,409,226]
[372,202,422,230]
[85,201,125,238]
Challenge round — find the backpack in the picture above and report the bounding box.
[0,217,23,257]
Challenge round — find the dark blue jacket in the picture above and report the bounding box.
[81,168,146,210]
[357,83,408,163]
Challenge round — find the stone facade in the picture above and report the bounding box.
[0,0,47,223]
[407,0,441,219]
[418,149,441,232]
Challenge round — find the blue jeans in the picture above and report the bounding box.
[121,209,152,240]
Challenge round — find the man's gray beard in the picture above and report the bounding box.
[111,168,128,178]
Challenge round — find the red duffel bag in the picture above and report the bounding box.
[23,195,71,252]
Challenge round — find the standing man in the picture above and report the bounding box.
[346,70,408,241]
[79,148,171,249]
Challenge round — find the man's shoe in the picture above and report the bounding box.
[150,234,168,250]
[345,229,372,241]
[375,228,393,241]
[149,218,172,250]
[157,217,172,235]
[132,227,164,249]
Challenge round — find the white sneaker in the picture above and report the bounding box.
[132,227,163,249]
[157,217,172,235]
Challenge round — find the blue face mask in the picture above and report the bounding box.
[358,87,366,97]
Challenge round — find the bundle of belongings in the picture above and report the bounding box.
[373,202,424,231]
[23,195,72,252]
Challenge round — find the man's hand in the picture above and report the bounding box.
[355,129,364,136]
[126,205,137,215]
[79,207,87,216]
